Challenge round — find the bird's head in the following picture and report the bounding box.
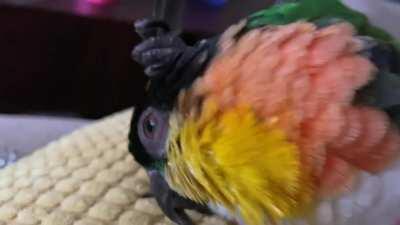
[128,18,216,172]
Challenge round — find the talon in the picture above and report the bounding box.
[131,32,187,78]
[145,63,170,77]
[141,48,176,66]
[134,18,171,39]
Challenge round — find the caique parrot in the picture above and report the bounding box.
[129,0,400,224]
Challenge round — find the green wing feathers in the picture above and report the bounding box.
[246,0,395,43]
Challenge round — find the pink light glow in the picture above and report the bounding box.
[86,0,117,6]
[73,0,118,16]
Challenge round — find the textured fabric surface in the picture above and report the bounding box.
[0,109,228,225]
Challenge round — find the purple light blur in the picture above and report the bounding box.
[86,0,117,6]
[200,0,228,7]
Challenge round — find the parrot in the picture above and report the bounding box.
[129,0,400,224]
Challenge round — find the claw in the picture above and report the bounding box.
[145,63,171,77]
[132,24,186,78]
[132,18,215,107]
[132,35,183,67]
[134,18,171,39]
[141,48,176,66]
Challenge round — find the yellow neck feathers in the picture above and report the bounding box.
[165,101,312,225]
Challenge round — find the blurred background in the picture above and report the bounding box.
[0,0,273,164]
[0,0,273,119]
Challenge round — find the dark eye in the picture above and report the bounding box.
[137,107,169,159]
[143,113,158,139]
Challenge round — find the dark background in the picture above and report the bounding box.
[0,0,272,119]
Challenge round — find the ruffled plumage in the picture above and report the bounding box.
[167,21,400,224]
[194,22,400,190]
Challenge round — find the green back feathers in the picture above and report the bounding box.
[246,0,396,45]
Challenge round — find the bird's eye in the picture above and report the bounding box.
[143,113,158,139]
[137,107,169,159]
